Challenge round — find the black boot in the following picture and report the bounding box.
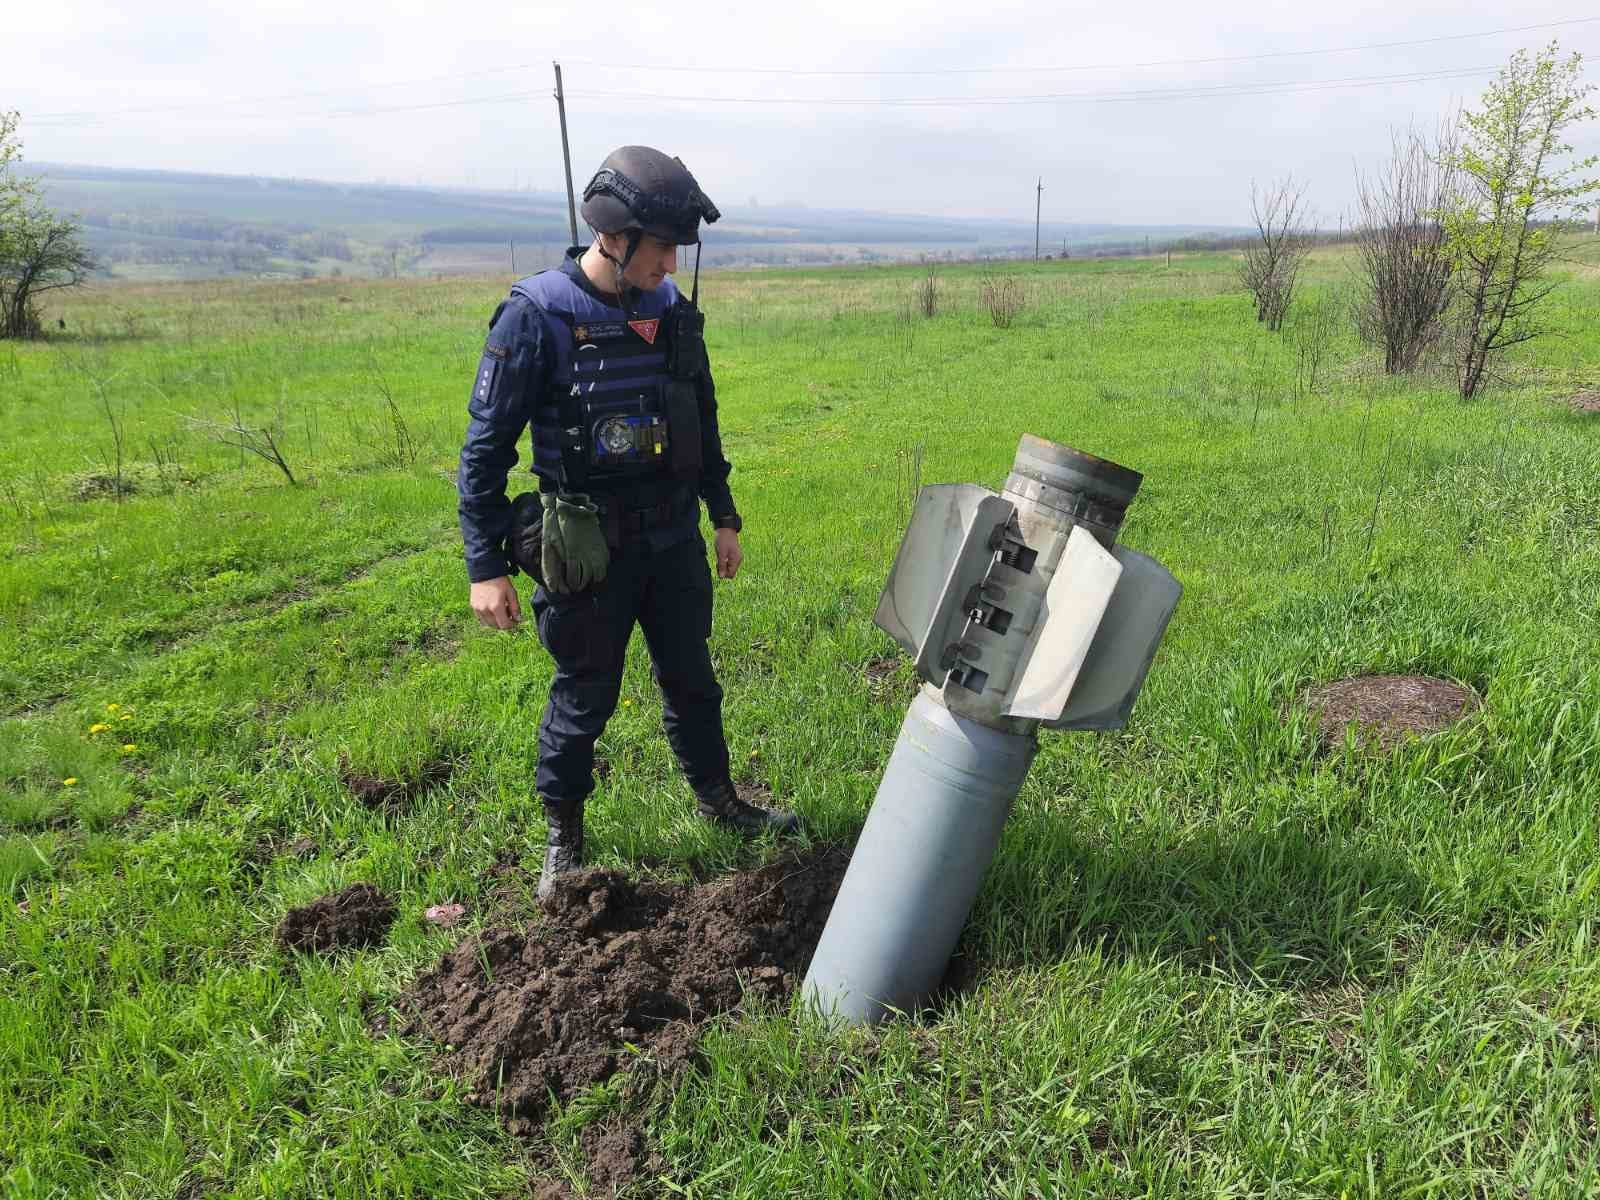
[695,780,801,838]
[538,799,585,901]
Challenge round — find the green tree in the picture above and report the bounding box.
[0,110,98,339]
[1440,44,1599,400]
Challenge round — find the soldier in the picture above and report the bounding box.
[458,146,800,899]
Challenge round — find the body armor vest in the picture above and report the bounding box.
[512,262,702,496]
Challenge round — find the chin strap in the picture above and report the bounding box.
[593,229,644,316]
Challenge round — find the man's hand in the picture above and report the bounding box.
[714,527,743,580]
[470,576,522,630]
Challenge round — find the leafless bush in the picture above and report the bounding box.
[360,363,420,467]
[894,441,925,529]
[1290,295,1340,398]
[1240,176,1314,331]
[1353,123,1459,373]
[915,265,939,318]
[186,414,299,486]
[979,274,1026,328]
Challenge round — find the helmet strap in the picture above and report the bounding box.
[593,230,644,315]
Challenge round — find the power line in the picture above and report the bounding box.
[565,16,1600,75]
[564,64,1508,110]
[30,60,1555,128]
[24,15,1599,124]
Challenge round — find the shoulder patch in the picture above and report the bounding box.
[483,342,509,361]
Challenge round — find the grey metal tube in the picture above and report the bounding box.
[802,689,1037,1023]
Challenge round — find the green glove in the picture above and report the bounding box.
[552,493,609,591]
[538,492,609,593]
[538,493,568,593]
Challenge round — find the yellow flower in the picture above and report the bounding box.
[62,777,78,787]
[121,743,137,753]
[107,703,120,712]
[119,714,133,721]
[622,698,633,707]
[89,723,110,734]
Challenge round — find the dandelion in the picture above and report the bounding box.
[119,714,133,721]
[1207,934,1217,943]
[106,703,120,712]
[89,723,110,734]
[62,777,78,787]
[121,743,138,754]
[622,698,633,707]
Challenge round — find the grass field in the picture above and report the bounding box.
[3,245,1600,1197]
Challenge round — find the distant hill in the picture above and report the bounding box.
[35,162,1248,282]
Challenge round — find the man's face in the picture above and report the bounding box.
[605,232,678,290]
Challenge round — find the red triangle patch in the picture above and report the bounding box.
[628,318,660,345]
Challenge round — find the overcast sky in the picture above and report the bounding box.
[9,1,1599,228]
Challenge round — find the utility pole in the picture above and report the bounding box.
[1034,178,1043,260]
[552,62,579,249]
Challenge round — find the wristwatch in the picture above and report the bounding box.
[712,513,743,534]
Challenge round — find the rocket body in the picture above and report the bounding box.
[801,436,1181,1024]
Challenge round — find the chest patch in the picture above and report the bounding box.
[628,318,660,345]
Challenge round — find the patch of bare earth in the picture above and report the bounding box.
[862,654,917,703]
[401,847,850,1189]
[339,755,454,814]
[275,883,396,954]
[1303,673,1480,752]
[1569,390,1600,413]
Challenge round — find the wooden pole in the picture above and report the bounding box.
[553,62,579,249]
[1035,178,1043,260]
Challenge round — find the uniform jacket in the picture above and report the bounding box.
[457,251,736,582]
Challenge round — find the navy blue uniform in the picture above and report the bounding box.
[457,251,740,809]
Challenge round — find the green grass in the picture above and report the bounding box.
[3,246,1600,1197]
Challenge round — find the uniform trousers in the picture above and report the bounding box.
[531,532,730,809]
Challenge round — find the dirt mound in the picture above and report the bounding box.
[1304,673,1480,751]
[402,847,849,1136]
[276,883,396,953]
[339,755,453,814]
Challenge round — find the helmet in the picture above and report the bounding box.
[580,146,721,247]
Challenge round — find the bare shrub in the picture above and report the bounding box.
[979,274,1026,328]
[1240,176,1314,331]
[357,362,420,468]
[1290,294,1340,398]
[186,414,299,486]
[1353,123,1459,373]
[915,265,939,318]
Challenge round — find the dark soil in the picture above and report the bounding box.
[276,883,397,954]
[1303,673,1480,751]
[862,654,918,703]
[339,755,453,814]
[401,847,850,1143]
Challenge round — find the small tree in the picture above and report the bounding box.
[1353,122,1459,373]
[0,111,98,338]
[1439,43,1599,400]
[1240,176,1313,331]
